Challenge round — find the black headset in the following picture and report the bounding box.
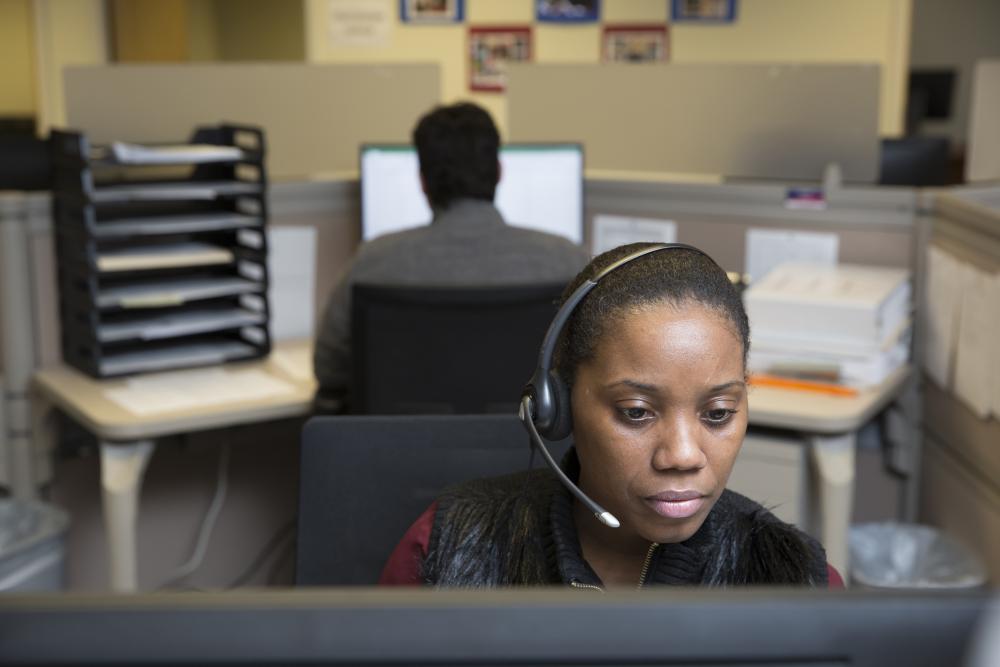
[518,242,713,529]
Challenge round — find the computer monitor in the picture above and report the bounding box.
[879,137,950,186]
[0,589,990,666]
[359,143,584,244]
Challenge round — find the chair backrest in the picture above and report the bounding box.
[350,282,564,414]
[296,414,571,586]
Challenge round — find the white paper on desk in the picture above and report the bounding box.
[922,246,963,389]
[592,215,676,256]
[270,345,314,383]
[744,229,838,284]
[104,368,296,416]
[327,0,390,47]
[952,265,995,419]
[267,227,316,341]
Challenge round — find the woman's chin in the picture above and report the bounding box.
[636,512,708,545]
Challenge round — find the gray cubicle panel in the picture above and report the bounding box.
[63,64,440,179]
[507,64,880,183]
[584,179,918,274]
[0,192,59,490]
[967,60,1000,183]
[921,187,1000,584]
[267,178,920,331]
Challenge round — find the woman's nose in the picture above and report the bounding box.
[651,416,708,472]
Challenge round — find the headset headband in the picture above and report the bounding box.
[524,242,709,434]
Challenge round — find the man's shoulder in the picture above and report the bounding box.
[356,226,433,258]
[496,225,590,263]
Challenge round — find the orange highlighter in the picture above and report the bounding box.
[748,373,859,398]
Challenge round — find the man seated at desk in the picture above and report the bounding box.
[313,102,589,412]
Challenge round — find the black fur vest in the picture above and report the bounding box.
[422,454,828,588]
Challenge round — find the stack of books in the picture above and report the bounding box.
[744,262,912,391]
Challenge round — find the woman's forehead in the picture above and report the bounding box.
[589,302,744,379]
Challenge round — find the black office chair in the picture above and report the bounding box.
[350,282,564,414]
[295,414,571,586]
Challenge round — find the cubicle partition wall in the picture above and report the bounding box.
[967,60,1000,183]
[0,192,60,493]
[63,64,441,180]
[584,179,917,273]
[264,177,920,348]
[920,187,1000,583]
[507,64,881,183]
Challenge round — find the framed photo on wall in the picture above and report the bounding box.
[670,0,737,23]
[602,25,669,63]
[400,0,464,23]
[469,26,532,92]
[536,0,600,23]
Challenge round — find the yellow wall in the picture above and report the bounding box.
[213,0,305,61]
[112,0,190,62]
[0,0,36,115]
[305,0,910,138]
[32,0,109,132]
[187,0,220,61]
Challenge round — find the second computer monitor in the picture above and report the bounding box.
[360,143,584,244]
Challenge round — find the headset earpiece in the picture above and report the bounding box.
[540,370,572,441]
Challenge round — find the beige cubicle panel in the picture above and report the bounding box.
[920,188,1000,584]
[967,60,1000,183]
[507,63,880,184]
[63,64,440,179]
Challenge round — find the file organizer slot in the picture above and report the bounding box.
[51,124,272,377]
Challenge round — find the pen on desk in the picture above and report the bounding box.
[748,373,859,397]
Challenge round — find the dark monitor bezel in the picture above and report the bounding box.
[0,588,990,666]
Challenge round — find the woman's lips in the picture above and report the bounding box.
[644,491,706,519]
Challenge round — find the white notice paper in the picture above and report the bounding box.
[327,0,391,47]
[922,246,963,389]
[592,215,677,256]
[267,227,317,341]
[744,228,838,284]
[953,265,994,419]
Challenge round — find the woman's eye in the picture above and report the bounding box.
[621,407,652,422]
[704,408,735,425]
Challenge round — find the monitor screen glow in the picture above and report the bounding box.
[360,144,584,244]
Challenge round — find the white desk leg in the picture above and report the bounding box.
[809,433,856,582]
[100,440,154,592]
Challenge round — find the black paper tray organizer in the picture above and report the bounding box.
[51,124,273,378]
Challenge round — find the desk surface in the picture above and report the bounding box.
[34,339,909,442]
[33,339,316,442]
[747,365,911,434]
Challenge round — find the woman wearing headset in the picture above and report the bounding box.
[381,243,842,588]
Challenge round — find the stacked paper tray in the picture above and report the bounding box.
[50,124,273,378]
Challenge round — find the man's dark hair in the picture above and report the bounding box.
[412,102,500,210]
[556,243,750,383]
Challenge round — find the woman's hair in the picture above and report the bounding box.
[555,243,750,382]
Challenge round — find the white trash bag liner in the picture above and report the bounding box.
[849,522,986,589]
[0,499,69,592]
